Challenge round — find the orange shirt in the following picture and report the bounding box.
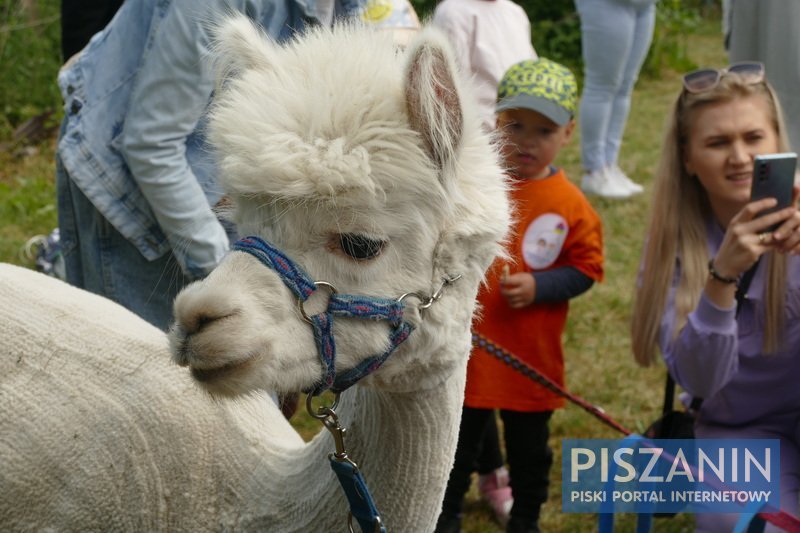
[465,168,604,412]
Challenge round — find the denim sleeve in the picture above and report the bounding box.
[118,0,236,278]
[532,266,594,303]
[659,281,739,400]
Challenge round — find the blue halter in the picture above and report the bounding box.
[232,236,414,396]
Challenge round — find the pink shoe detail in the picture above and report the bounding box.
[478,468,513,526]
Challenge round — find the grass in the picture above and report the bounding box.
[0,139,59,266]
[0,12,727,533]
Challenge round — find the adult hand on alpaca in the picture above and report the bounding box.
[499,265,536,308]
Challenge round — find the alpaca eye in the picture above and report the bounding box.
[338,234,385,260]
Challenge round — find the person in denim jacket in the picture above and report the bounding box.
[56,0,369,330]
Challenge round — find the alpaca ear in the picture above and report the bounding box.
[210,15,276,88]
[403,30,464,171]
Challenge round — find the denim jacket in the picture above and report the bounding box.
[57,0,364,278]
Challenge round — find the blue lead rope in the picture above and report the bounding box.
[330,458,387,533]
[232,236,414,396]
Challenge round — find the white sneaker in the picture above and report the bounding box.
[580,168,633,199]
[607,164,644,195]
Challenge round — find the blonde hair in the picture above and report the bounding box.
[632,75,791,366]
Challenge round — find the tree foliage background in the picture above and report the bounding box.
[0,0,62,138]
[0,0,712,139]
[411,0,707,79]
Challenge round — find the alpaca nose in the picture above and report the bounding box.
[179,310,231,337]
[169,292,241,368]
[171,279,242,337]
[170,308,239,365]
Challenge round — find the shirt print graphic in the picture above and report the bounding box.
[522,213,568,269]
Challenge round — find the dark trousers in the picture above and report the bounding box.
[61,0,124,60]
[441,406,553,524]
[476,415,504,474]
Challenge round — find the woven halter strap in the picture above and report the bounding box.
[232,236,413,396]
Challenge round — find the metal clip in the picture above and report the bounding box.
[322,410,348,460]
[397,273,462,310]
[306,393,355,465]
[428,273,462,305]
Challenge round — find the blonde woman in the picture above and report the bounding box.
[632,63,800,531]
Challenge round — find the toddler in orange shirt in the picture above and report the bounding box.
[434,58,604,533]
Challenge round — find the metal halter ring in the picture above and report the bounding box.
[298,281,338,323]
[305,391,341,420]
[396,273,463,310]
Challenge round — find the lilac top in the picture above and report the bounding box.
[660,220,800,427]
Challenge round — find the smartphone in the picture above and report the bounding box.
[750,152,797,231]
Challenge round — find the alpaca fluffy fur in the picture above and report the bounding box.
[0,17,509,531]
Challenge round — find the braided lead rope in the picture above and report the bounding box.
[472,332,631,435]
[473,332,800,532]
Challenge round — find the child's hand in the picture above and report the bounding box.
[499,268,536,308]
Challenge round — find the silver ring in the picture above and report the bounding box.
[305,391,340,420]
[758,232,770,244]
[298,281,337,323]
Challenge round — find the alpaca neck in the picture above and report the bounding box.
[238,364,466,531]
[335,371,467,529]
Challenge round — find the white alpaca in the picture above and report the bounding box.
[0,18,509,532]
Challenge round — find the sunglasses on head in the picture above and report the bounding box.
[682,62,765,93]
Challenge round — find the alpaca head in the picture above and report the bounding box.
[168,17,510,397]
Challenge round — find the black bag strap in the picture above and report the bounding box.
[662,258,761,414]
[662,372,677,416]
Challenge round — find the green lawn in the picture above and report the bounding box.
[0,140,59,266]
[0,12,728,533]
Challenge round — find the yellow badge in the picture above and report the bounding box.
[361,0,393,23]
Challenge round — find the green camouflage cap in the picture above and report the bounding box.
[496,58,578,126]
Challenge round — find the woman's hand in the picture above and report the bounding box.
[714,188,800,278]
[499,265,536,308]
[771,185,800,254]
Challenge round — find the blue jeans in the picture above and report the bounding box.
[575,0,656,172]
[57,154,193,331]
